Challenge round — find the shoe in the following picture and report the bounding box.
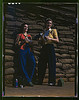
[20,85,23,88]
[28,82,34,87]
[48,83,55,86]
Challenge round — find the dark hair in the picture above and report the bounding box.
[46,18,53,23]
[19,22,28,33]
[45,18,55,29]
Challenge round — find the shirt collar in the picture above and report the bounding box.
[45,28,51,31]
[49,28,52,31]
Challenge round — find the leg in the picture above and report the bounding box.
[48,45,56,85]
[28,51,36,81]
[38,46,48,84]
[19,49,31,82]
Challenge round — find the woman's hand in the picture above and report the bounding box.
[25,37,31,43]
[45,36,59,43]
[45,36,52,40]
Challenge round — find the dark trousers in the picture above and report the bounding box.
[38,44,56,84]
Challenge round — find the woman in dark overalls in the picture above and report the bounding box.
[38,18,59,86]
[15,23,36,87]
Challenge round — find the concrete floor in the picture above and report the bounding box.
[4,82,76,97]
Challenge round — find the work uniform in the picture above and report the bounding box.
[38,28,58,85]
[16,33,36,83]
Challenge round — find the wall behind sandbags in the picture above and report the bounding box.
[4,3,77,86]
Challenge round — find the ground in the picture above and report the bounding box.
[4,82,76,97]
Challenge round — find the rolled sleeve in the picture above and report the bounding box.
[53,29,58,38]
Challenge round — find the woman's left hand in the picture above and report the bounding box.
[25,37,32,42]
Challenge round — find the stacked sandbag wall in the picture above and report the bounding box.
[4,3,77,86]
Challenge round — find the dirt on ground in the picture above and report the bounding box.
[4,82,76,97]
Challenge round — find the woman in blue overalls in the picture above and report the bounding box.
[38,18,59,86]
[15,23,36,86]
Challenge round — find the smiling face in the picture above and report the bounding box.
[23,24,28,32]
[46,20,52,30]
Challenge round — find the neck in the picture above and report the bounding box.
[46,27,51,30]
[24,32,27,36]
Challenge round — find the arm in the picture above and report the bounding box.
[45,36,59,43]
[15,34,27,46]
[38,35,45,45]
[15,34,21,45]
[25,35,32,43]
[45,29,59,43]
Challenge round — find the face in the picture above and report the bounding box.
[46,20,52,29]
[23,24,28,32]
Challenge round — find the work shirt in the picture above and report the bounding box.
[16,33,32,50]
[42,28,58,44]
